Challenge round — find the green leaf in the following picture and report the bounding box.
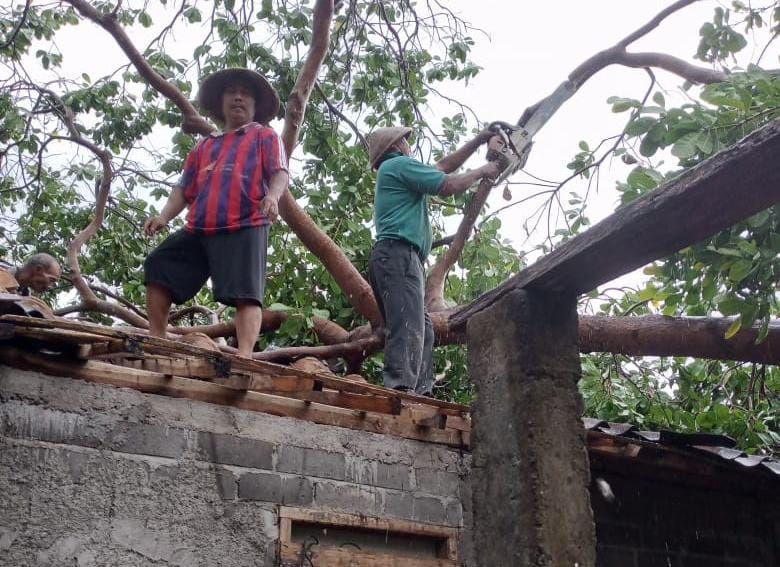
[671,131,700,158]
[724,318,742,339]
[717,296,743,316]
[184,7,202,23]
[311,307,330,319]
[625,117,657,136]
[138,11,152,27]
[728,259,753,282]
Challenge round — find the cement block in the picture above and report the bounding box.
[238,471,282,502]
[413,495,447,524]
[414,467,460,497]
[214,468,237,501]
[277,446,346,481]
[197,432,273,470]
[376,461,412,490]
[314,480,381,516]
[107,422,187,459]
[63,451,92,484]
[0,402,105,448]
[445,499,462,527]
[282,476,313,506]
[382,490,414,521]
[345,456,375,485]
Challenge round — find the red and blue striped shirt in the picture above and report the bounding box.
[180,122,288,234]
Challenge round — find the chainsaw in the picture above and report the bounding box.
[485,80,577,186]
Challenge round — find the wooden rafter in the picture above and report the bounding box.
[0,315,470,448]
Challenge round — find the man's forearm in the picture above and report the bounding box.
[438,168,488,197]
[266,170,289,201]
[159,186,187,221]
[435,131,491,174]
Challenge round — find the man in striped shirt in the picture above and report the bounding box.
[143,68,289,358]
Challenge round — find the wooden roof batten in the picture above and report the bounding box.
[451,118,780,328]
[0,314,471,448]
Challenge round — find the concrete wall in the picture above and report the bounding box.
[0,366,469,567]
[4,365,777,567]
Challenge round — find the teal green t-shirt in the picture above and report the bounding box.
[374,152,446,259]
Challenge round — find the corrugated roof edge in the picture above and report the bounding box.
[583,417,779,477]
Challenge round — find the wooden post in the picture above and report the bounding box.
[467,289,596,566]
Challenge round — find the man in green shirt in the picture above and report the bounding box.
[367,126,501,395]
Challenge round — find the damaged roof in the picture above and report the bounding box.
[0,312,777,484]
[584,417,780,478]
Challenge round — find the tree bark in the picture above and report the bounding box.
[278,0,382,327]
[579,314,780,364]
[426,179,492,312]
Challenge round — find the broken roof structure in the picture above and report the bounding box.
[2,117,779,567]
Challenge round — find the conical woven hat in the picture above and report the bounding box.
[367,127,412,169]
[198,68,280,125]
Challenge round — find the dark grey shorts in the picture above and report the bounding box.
[143,226,268,307]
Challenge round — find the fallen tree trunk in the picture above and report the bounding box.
[353,312,780,365]
[579,314,780,365]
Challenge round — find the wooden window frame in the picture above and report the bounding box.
[278,506,458,566]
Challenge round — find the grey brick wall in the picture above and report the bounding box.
[6,365,772,567]
[0,366,469,567]
[590,471,779,567]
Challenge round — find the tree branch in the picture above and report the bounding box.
[253,335,381,363]
[0,0,32,51]
[569,0,726,87]
[425,177,492,312]
[63,0,213,135]
[278,0,383,328]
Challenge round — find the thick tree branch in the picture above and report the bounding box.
[253,335,381,363]
[613,51,727,84]
[430,310,780,365]
[569,1,726,86]
[579,315,780,365]
[63,0,213,135]
[278,0,382,328]
[425,178,492,312]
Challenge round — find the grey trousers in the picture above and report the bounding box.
[368,239,434,394]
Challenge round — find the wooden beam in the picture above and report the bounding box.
[0,345,467,447]
[279,542,457,567]
[451,119,780,328]
[278,507,459,541]
[277,390,401,415]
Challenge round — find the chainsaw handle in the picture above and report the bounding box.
[487,120,516,134]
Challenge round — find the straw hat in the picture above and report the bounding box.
[198,68,280,125]
[367,127,412,169]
